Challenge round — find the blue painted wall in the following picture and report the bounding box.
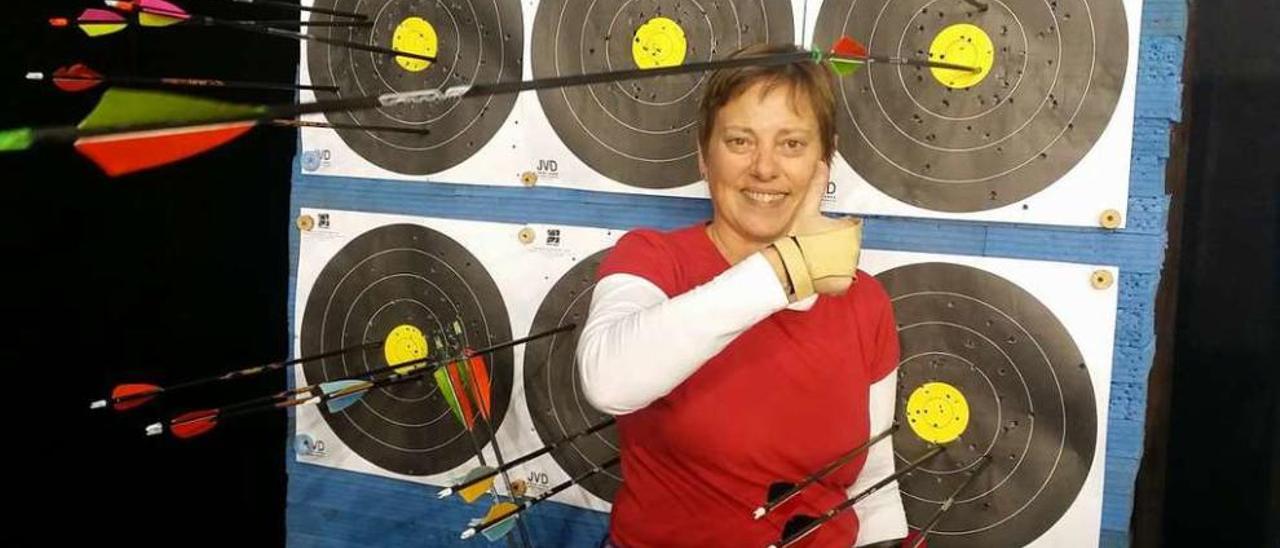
[286,1,1185,545]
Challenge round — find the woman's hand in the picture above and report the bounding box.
[770,161,860,297]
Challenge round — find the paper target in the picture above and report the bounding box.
[873,260,1104,547]
[530,0,797,188]
[522,249,622,503]
[809,0,1138,226]
[298,223,515,476]
[303,0,523,175]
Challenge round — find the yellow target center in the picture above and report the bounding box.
[393,17,438,72]
[632,16,687,69]
[384,324,429,375]
[906,382,970,444]
[928,23,994,89]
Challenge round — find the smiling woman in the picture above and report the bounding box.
[575,44,907,548]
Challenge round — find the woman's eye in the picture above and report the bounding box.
[785,139,805,149]
[726,137,750,149]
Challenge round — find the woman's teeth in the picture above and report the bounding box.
[743,190,786,204]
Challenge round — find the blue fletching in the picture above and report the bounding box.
[321,380,368,413]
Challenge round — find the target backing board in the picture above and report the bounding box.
[860,250,1117,547]
[295,0,528,184]
[293,208,622,513]
[806,0,1141,227]
[517,0,806,197]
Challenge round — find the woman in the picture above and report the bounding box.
[576,43,907,547]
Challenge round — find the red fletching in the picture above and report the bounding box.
[75,122,256,177]
[111,383,161,410]
[53,64,103,93]
[832,36,868,59]
[467,354,493,421]
[445,362,477,429]
[171,409,218,439]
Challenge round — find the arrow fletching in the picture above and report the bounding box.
[74,88,265,175]
[456,466,499,504]
[466,502,520,541]
[170,409,218,438]
[70,8,129,37]
[51,64,104,92]
[829,36,868,77]
[110,383,162,410]
[320,379,370,413]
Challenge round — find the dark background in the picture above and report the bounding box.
[2,0,1275,546]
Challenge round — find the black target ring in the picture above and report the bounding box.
[877,262,1096,546]
[532,0,795,188]
[523,249,621,502]
[307,0,523,175]
[300,223,514,476]
[814,0,1128,211]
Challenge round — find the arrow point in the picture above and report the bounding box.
[145,423,162,436]
[90,399,107,410]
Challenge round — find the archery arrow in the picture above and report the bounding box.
[438,418,617,502]
[829,36,980,76]
[460,455,621,541]
[753,423,899,520]
[61,1,429,64]
[145,324,576,438]
[906,455,992,548]
[770,445,948,548]
[268,118,434,134]
[203,0,367,20]
[89,339,383,412]
[433,351,539,546]
[0,44,864,176]
[30,63,338,94]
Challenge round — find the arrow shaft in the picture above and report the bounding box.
[224,0,367,19]
[164,325,576,433]
[466,456,621,538]
[907,456,992,548]
[53,73,336,93]
[775,445,946,548]
[444,419,616,497]
[862,56,980,73]
[759,424,897,517]
[270,119,433,134]
[15,50,833,149]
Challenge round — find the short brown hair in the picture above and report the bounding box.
[698,43,838,163]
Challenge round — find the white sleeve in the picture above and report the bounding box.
[576,252,817,415]
[852,371,909,546]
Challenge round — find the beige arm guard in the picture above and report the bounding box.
[770,218,864,301]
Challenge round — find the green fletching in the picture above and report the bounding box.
[0,128,35,152]
[78,88,266,130]
[829,58,864,77]
[434,367,465,425]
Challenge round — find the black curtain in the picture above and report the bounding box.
[4,1,292,543]
[1161,0,1279,546]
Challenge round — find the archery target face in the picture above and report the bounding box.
[861,251,1116,547]
[297,221,515,477]
[522,249,623,504]
[294,209,623,500]
[807,0,1140,227]
[517,0,804,197]
[297,0,526,182]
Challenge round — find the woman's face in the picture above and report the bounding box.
[700,81,824,248]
